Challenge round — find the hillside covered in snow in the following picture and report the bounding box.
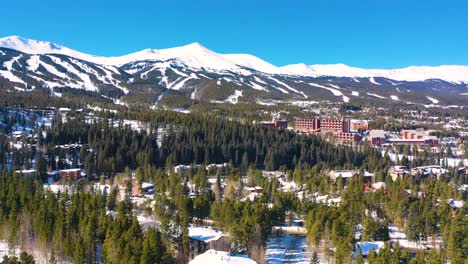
[0,35,467,108]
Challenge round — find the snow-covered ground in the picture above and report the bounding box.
[389,224,443,250]
[0,240,63,264]
[265,234,311,264]
[384,151,468,167]
[213,90,243,104]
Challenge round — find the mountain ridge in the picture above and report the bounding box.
[1,36,468,83]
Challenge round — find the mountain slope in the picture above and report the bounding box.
[0,36,467,108]
[2,35,468,84]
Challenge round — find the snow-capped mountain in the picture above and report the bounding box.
[2,35,468,83]
[0,35,467,107]
[0,36,281,75]
[0,36,106,65]
[282,63,468,84]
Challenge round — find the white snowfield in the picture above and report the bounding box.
[2,36,468,83]
[212,90,243,104]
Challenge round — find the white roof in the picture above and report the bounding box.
[60,168,81,172]
[372,182,386,190]
[189,249,256,264]
[448,199,464,209]
[14,169,36,174]
[188,227,223,243]
[141,182,155,189]
[43,184,71,194]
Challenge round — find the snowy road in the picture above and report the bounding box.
[265,234,310,264]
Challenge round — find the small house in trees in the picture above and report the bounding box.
[389,166,410,181]
[188,226,230,260]
[447,199,464,217]
[411,165,448,180]
[47,171,59,184]
[14,169,36,177]
[364,182,387,193]
[329,170,374,183]
[59,168,81,180]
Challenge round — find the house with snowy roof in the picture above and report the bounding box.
[329,170,374,183]
[389,165,410,181]
[189,249,256,264]
[188,226,230,260]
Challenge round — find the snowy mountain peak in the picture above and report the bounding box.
[1,36,468,83]
[280,63,318,76]
[0,35,64,54]
[182,42,206,49]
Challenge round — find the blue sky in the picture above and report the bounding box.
[1,0,467,68]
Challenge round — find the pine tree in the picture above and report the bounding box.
[141,228,165,264]
[48,250,57,264]
[311,251,320,264]
[355,249,364,264]
[19,252,35,264]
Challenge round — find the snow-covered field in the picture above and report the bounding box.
[0,240,61,264]
[213,90,243,104]
[389,224,443,250]
[265,234,311,264]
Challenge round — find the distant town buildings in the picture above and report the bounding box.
[335,132,362,143]
[350,119,368,132]
[295,118,320,133]
[368,128,438,146]
[295,118,351,133]
[320,118,350,133]
[257,118,288,129]
[294,118,364,143]
[59,168,82,180]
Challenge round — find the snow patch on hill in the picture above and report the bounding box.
[213,90,243,104]
[367,93,385,99]
[309,83,349,102]
[426,96,439,104]
[369,77,381,85]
